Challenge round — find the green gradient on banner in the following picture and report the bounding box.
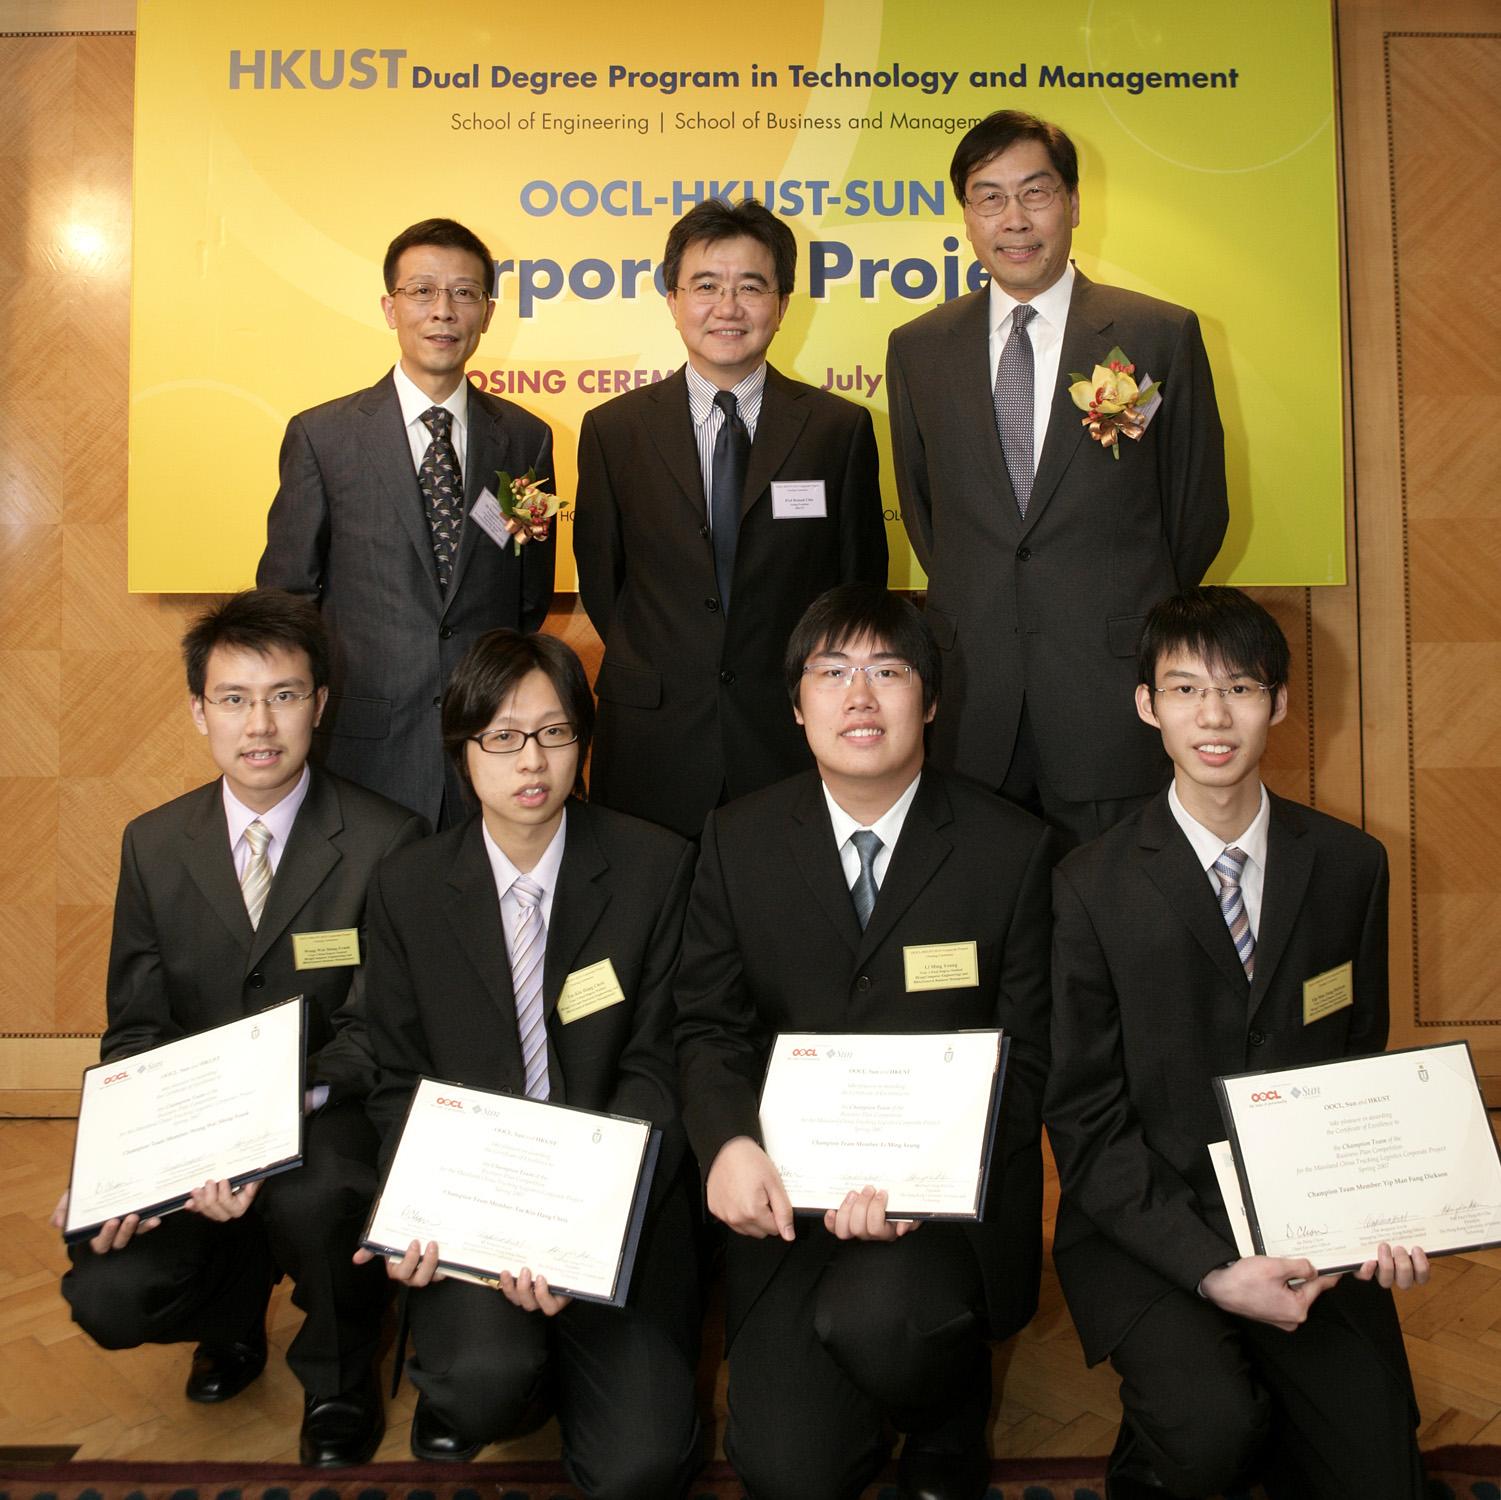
[128,0,1341,591]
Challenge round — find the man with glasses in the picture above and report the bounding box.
[575,198,886,840]
[676,584,1054,1500]
[887,110,1228,849]
[1046,588,1425,1498]
[56,589,426,1466]
[258,217,554,829]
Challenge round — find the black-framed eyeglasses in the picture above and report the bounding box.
[470,723,580,754]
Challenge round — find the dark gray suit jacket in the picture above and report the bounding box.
[257,372,554,825]
[104,768,427,1101]
[675,768,1055,1345]
[574,364,886,839]
[886,272,1227,802]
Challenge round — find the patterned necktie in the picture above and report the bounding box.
[240,820,272,931]
[1212,845,1255,981]
[510,875,550,1100]
[710,389,749,613]
[850,829,883,931]
[993,303,1038,516]
[418,405,463,592]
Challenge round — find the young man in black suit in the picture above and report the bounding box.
[56,590,427,1466]
[675,584,1055,1500]
[1046,587,1427,1498]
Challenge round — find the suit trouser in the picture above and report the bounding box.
[1110,1276,1423,1500]
[62,1100,387,1398]
[724,1223,989,1500]
[405,1183,700,1500]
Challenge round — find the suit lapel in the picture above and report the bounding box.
[445,821,527,1085]
[788,778,863,955]
[642,369,712,523]
[740,366,809,521]
[857,775,953,964]
[448,389,514,606]
[248,771,341,973]
[359,375,442,595]
[1248,796,1315,1021]
[1138,794,1250,994]
[541,805,611,1020]
[184,783,254,951]
[947,290,1018,520]
[1022,269,1104,536]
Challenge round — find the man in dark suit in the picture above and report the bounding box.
[360,630,699,1491]
[887,111,1228,848]
[575,198,887,839]
[258,217,555,829]
[57,590,427,1467]
[1045,588,1426,1498]
[676,585,1054,1500]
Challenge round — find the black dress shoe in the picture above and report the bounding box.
[1105,1420,1168,1499]
[409,1395,482,1463]
[185,1331,268,1403]
[897,1439,990,1500]
[299,1366,385,1467]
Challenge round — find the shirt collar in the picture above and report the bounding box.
[987,259,1076,338]
[822,771,924,856]
[222,763,311,853]
[393,361,469,436]
[1168,781,1271,875]
[685,361,766,429]
[481,807,569,900]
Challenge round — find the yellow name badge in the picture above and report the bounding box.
[1303,960,1355,1025]
[292,928,361,970]
[903,941,980,993]
[557,957,626,1025]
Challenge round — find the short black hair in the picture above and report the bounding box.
[663,198,797,297]
[182,589,329,697]
[383,217,497,298]
[442,630,593,799]
[1137,587,1291,693]
[784,585,941,715]
[949,110,1080,201]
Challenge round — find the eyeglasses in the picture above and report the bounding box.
[1152,684,1271,708]
[471,723,580,754]
[200,690,318,716]
[964,180,1062,218]
[390,282,489,305]
[802,663,916,693]
[675,280,778,306]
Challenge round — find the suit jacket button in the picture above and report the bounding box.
[1248,1028,1266,1046]
[1016,545,1031,561]
[719,669,736,685]
[432,695,442,708]
[440,625,453,639]
[699,525,710,540]
[248,971,265,989]
[705,597,720,612]
[855,975,872,992]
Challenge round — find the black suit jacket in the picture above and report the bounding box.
[103,769,428,1101]
[574,364,886,838]
[364,802,695,1195]
[675,768,1055,1344]
[257,372,555,826]
[886,273,1227,801]
[1045,790,1393,1365]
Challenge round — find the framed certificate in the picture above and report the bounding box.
[64,996,307,1243]
[758,1030,1008,1220]
[362,1078,659,1308]
[1215,1042,1501,1273]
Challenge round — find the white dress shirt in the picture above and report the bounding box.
[985,261,1077,468]
[393,362,471,476]
[481,812,568,952]
[1168,781,1271,939]
[222,764,311,880]
[823,773,923,894]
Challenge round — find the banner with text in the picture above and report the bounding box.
[129,0,1342,591]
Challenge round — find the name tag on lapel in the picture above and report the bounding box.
[1303,960,1354,1025]
[771,480,827,518]
[903,941,979,992]
[557,958,626,1024]
[292,929,361,969]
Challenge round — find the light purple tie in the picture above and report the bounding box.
[993,303,1038,516]
[1212,846,1255,981]
[509,875,550,1100]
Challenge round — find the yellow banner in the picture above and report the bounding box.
[129,0,1342,591]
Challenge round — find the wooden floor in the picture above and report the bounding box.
[1,1117,1498,1464]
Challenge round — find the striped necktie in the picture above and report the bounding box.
[1212,845,1255,981]
[510,875,550,1100]
[240,820,272,931]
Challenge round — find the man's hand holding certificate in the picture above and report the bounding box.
[758,1031,1007,1220]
